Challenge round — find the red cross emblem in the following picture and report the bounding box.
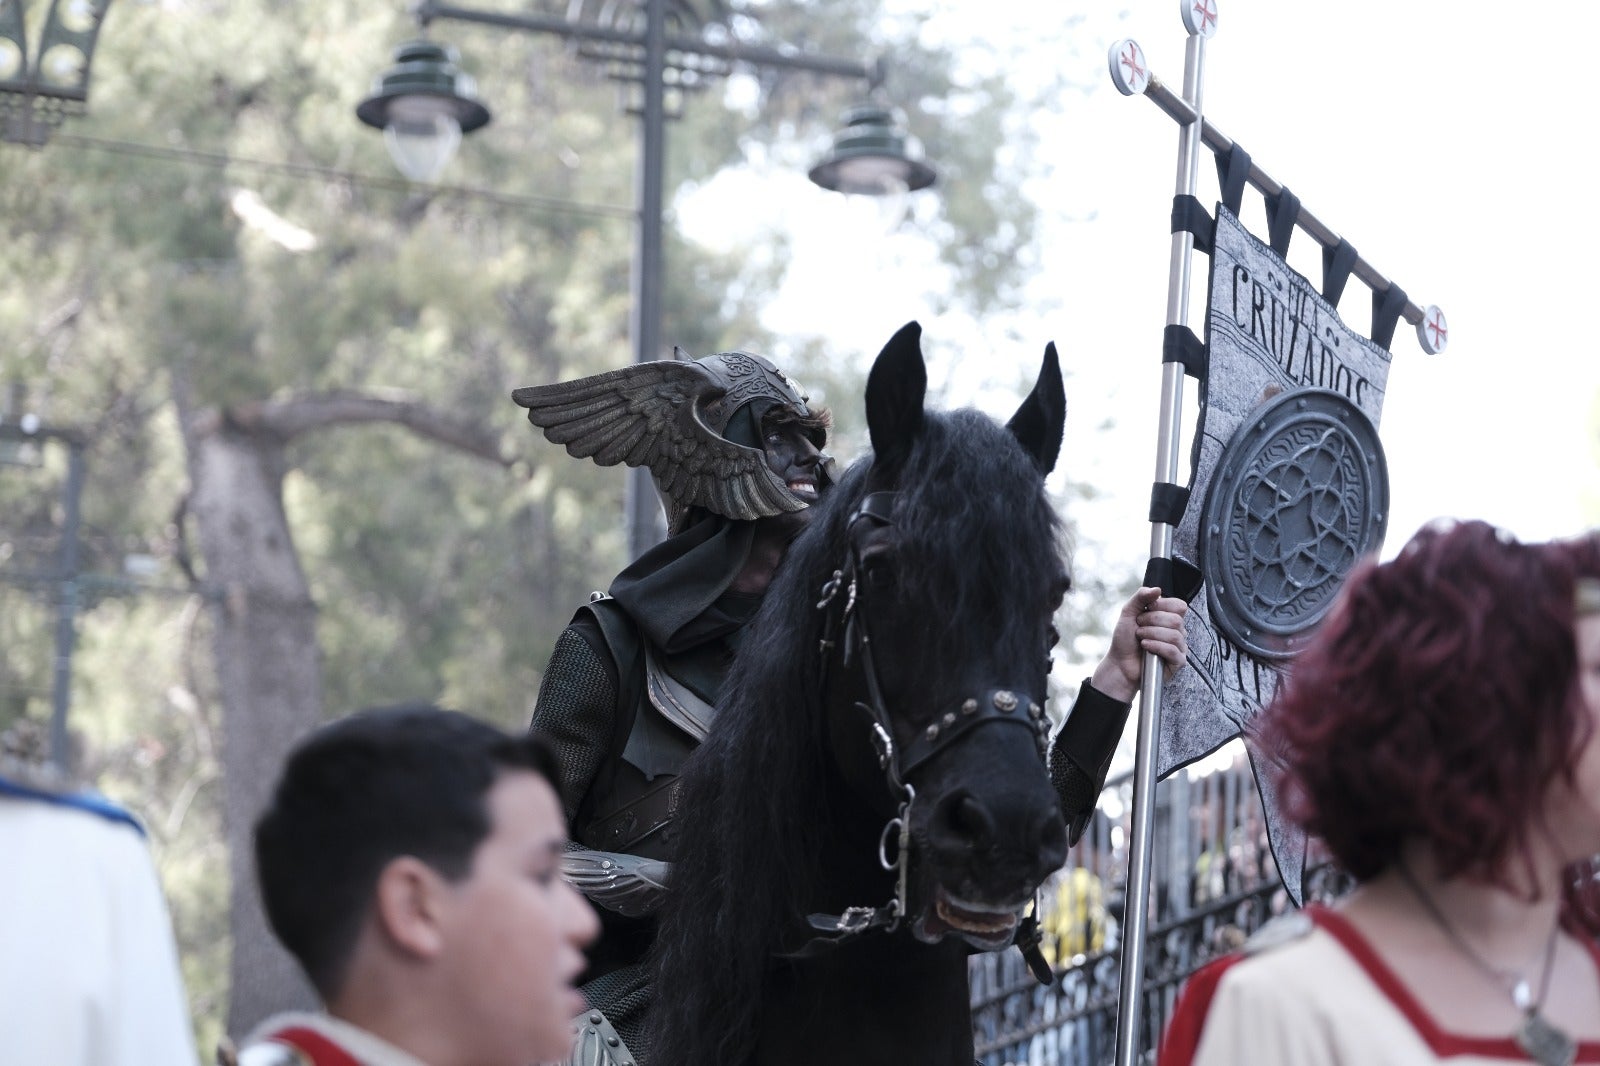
[1192,0,1218,33]
[1423,306,1448,352]
[1109,39,1150,96]
[1119,44,1145,82]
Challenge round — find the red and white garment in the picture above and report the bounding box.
[239,1013,431,1066]
[1162,905,1600,1066]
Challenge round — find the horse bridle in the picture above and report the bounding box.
[804,490,1052,943]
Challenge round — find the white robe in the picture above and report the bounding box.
[1164,905,1600,1066]
[0,789,198,1066]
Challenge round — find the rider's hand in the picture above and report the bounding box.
[1089,587,1188,702]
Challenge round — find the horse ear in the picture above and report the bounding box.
[1006,341,1066,475]
[865,321,927,472]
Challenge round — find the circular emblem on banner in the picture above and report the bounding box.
[1200,388,1388,661]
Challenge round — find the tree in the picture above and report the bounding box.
[179,387,513,1025]
[0,0,1053,1046]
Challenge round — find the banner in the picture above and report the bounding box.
[1157,205,1393,900]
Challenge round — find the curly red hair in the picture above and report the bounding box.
[1258,520,1600,917]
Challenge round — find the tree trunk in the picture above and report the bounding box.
[185,416,323,1036]
[177,387,510,1038]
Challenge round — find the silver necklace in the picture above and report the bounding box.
[1396,862,1575,1066]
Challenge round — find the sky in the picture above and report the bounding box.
[681,0,1600,589]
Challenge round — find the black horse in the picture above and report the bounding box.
[650,322,1072,1065]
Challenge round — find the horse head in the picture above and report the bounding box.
[651,321,1077,1065]
[820,320,1070,950]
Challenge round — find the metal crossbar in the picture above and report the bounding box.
[1140,77,1429,331]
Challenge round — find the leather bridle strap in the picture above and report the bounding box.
[801,490,1048,946]
[897,688,1050,782]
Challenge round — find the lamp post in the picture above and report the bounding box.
[360,0,934,559]
[0,0,116,146]
[0,415,86,772]
[0,0,117,752]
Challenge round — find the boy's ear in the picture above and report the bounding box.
[372,856,449,959]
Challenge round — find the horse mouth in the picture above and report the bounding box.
[915,887,1023,949]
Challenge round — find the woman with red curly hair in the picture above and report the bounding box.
[1162,520,1600,1066]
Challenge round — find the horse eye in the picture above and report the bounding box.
[862,556,896,590]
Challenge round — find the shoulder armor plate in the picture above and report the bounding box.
[569,1008,639,1066]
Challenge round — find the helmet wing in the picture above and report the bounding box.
[512,359,803,522]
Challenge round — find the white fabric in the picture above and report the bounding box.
[0,795,198,1065]
[1189,916,1600,1066]
[239,1012,432,1066]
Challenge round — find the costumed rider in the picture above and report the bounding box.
[512,348,833,1059]
[512,348,1192,1063]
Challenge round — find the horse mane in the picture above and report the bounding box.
[649,408,1064,1065]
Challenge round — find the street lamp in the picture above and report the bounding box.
[810,97,936,233]
[809,89,936,199]
[355,39,490,183]
[358,0,935,559]
[0,0,116,146]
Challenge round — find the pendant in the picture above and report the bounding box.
[1512,978,1532,1011]
[1517,1010,1577,1066]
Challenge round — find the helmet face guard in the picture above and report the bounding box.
[512,349,829,531]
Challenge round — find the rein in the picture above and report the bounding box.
[797,490,1052,948]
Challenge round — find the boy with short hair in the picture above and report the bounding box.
[240,704,598,1066]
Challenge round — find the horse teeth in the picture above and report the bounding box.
[934,896,1017,928]
[934,893,1023,935]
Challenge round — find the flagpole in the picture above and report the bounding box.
[1101,3,1448,1058]
[1110,6,1212,1064]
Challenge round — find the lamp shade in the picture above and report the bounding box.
[357,39,490,182]
[808,103,935,196]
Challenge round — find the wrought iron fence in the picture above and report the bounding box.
[970,745,1352,1064]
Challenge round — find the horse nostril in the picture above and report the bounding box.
[1035,809,1068,870]
[933,791,998,850]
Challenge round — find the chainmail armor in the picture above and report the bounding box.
[580,964,653,1064]
[1050,749,1102,847]
[531,627,618,824]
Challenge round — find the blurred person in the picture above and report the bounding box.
[0,720,198,1065]
[236,704,598,1066]
[1162,520,1600,1066]
[1042,810,1113,968]
[1042,811,1114,1066]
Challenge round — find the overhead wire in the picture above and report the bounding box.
[47,132,637,223]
